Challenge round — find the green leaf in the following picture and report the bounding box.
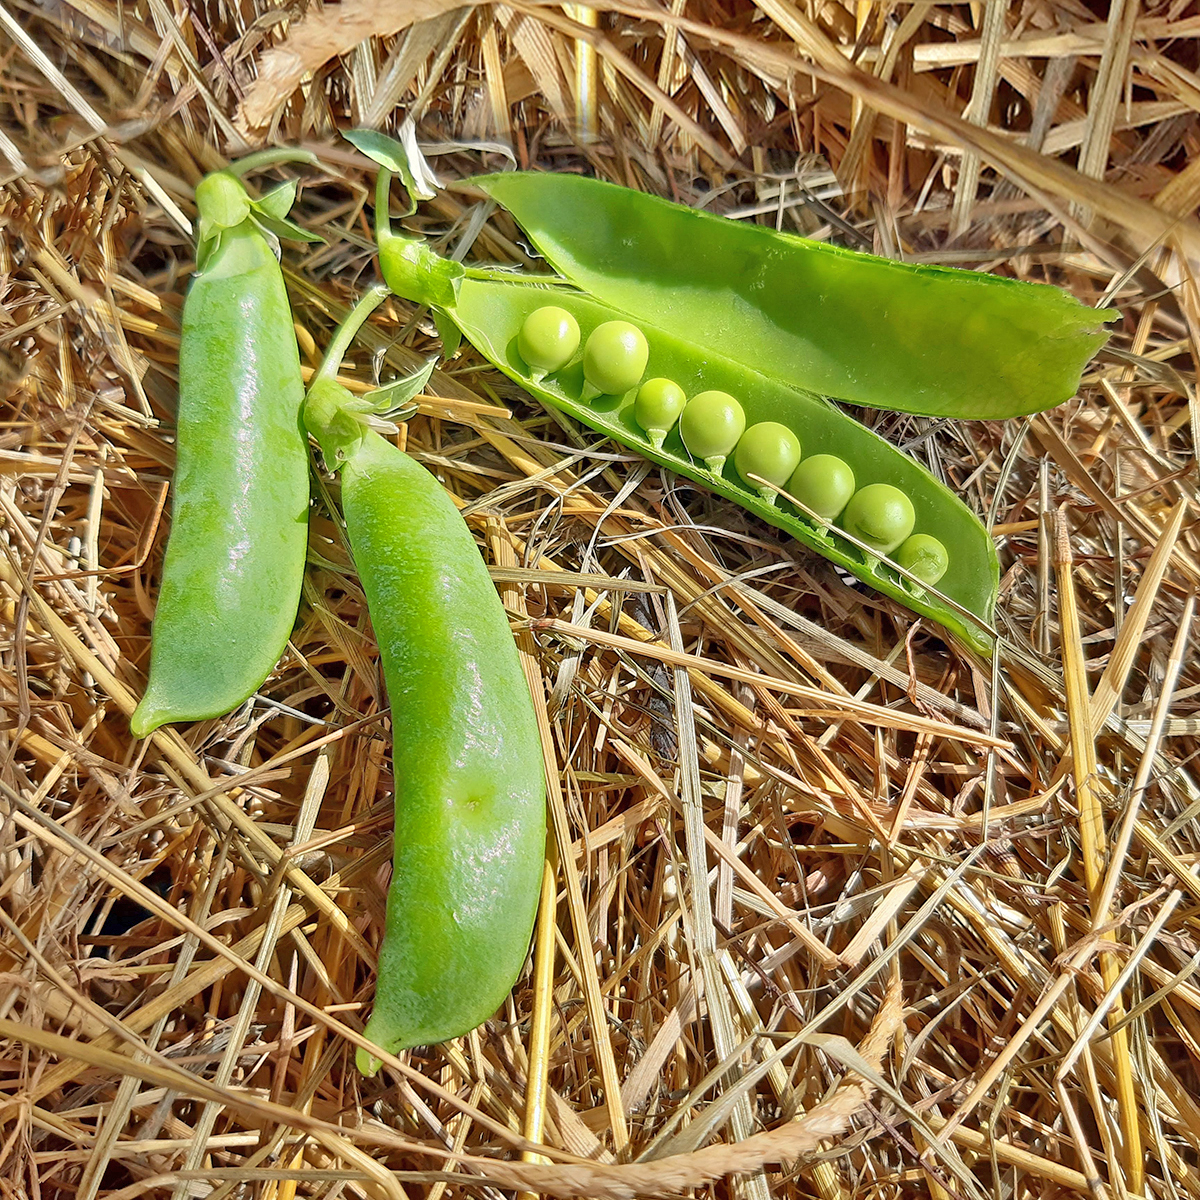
[366,358,436,414]
[433,309,462,358]
[195,228,222,272]
[378,231,463,308]
[252,213,325,245]
[343,128,408,172]
[345,120,440,216]
[255,179,297,220]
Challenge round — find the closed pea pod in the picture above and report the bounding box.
[302,289,546,1070]
[734,421,801,504]
[131,152,321,737]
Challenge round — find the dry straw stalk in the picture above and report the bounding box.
[3,0,1200,1197]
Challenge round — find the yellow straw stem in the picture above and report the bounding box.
[520,849,559,1177]
[1053,508,1141,1192]
[568,4,600,139]
[1054,509,1105,891]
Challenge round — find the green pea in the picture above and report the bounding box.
[634,377,686,448]
[582,320,649,398]
[840,483,916,555]
[787,454,856,521]
[679,390,746,474]
[734,421,801,504]
[517,305,580,380]
[896,533,949,588]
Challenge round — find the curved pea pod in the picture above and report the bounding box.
[344,433,545,1066]
[131,157,320,737]
[345,135,998,651]
[445,280,998,653]
[303,293,546,1070]
[473,172,1117,420]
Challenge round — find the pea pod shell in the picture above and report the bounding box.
[473,172,1116,420]
[131,227,308,737]
[342,430,546,1066]
[444,279,998,653]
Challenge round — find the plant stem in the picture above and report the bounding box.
[226,147,321,177]
[315,286,390,384]
[375,169,395,241]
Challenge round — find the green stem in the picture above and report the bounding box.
[226,147,321,177]
[375,168,395,241]
[315,285,390,385]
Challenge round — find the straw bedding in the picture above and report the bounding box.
[3,1,1200,1196]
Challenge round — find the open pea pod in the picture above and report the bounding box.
[452,278,999,653]
[473,172,1117,420]
[345,133,998,652]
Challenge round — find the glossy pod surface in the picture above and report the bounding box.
[450,279,998,652]
[131,218,308,736]
[339,430,545,1066]
[474,173,1116,420]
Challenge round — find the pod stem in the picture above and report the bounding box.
[315,285,390,385]
[376,168,395,242]
[226,147,321,177]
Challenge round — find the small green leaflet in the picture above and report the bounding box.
[345,122,440,218]
[256,180,298,220]
[366,357,437,418]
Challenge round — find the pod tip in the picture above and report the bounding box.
[356,1047,382,1077]
[129,700,166,739]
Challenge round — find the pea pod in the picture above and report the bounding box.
[346,135,998,652]
[473,172,1117,420]
[441,279,998,652]
[131,152,322,737]
[302,289,546,1070]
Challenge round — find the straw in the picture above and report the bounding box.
[5,2,1200,1195]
